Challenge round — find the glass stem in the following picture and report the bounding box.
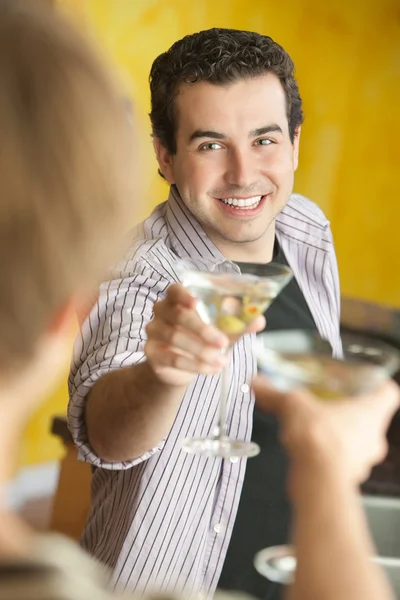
[215,346,231,439]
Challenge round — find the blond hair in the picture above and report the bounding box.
[0,0,135,373]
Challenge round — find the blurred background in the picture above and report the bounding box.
[18,0,400,477]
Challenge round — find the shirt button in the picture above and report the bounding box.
[213,523,222,533]
[241,383,249,393]
[230,456,239,464]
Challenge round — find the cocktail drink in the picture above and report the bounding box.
[176,262,293,459]
[255,330,400,399]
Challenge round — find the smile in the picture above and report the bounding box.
[218,195,263,210]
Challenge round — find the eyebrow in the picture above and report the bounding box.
[250,124,283,137]
[189,130,226,141]
[189,124,284,142]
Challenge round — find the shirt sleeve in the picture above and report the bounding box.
[67,263,170,470]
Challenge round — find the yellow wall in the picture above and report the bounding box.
[20,0,400,466]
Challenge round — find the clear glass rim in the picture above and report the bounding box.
[256,330,400,380]
[175,258,293,283]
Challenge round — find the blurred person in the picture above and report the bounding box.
[0,0,135,586]
[253,376,400,600]
[68,28,341,598]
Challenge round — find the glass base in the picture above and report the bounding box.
[182,436,260,459]
[254,543,394,585]
[254,545,296,584]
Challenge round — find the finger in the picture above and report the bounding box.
[154,301,228,348]
[355,380,400,429]
[246,315,266,334]
[145,340,226,375]
[166,283,197,309]
[377,438,389,464]
[146,320,226,365]
[374,380,400,431]
[377,379,400,411]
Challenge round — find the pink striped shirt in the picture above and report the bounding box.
[68,187,341,597]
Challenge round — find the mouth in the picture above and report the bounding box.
[215,194,270,215]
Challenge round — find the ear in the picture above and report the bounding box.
[292,126,301,171]
[47,298,76,335]
[48,292,98,334]
[153,137,175,184]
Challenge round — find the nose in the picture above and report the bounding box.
[224,147,257,189]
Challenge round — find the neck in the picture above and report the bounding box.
[0,400,25,484]
[207,221,276,264]
[0,337,69,558]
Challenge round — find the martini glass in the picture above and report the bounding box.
[176,261,293,459]
[255,330,400,398]
[253,330,400,583]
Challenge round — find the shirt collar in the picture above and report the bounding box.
[276,193,334,253]
[165,186,227,266]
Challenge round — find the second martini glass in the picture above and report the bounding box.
[176,261,293,459]
[254,330,400,583]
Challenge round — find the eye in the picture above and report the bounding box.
[254,138,275,146]
[199,142,223,151]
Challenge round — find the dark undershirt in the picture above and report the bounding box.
[218,238,317,600]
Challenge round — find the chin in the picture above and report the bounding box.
[222,233,265,245]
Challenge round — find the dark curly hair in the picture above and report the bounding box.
[149,28,303,155]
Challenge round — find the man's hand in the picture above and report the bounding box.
[253,377,400,489]
[146,283,265,387]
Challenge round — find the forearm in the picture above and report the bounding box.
[285,465,395,600]
[85,361,187,462]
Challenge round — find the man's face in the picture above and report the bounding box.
[156,73,300,252]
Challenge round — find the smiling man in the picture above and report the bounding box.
[68,29,341,599]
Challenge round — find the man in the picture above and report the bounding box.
[68,28,341,598]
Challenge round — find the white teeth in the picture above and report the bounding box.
[220,195,262,209]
